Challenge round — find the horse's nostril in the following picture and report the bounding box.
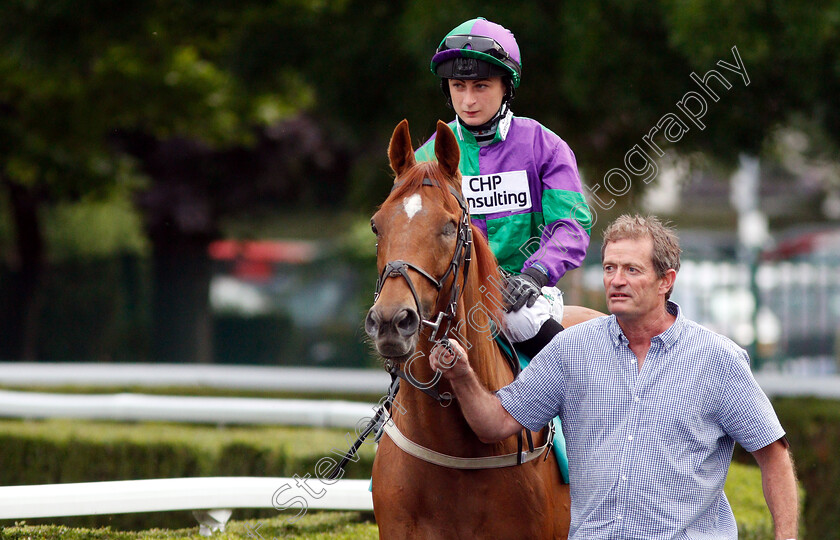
[364,309,380,338]
[394,308,420,337]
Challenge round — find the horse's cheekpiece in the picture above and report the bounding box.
[370,176,472,405]
[373,177,472,346]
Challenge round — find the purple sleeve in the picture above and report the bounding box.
[524,134,592,284]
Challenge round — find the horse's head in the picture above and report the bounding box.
[364,119,469,362]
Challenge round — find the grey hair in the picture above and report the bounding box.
[601,214,681,299]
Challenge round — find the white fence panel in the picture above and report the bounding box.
[0,476,373,534]
[0,390,378,428]
[0,363,391,393]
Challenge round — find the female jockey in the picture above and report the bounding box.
[416,17,593,358]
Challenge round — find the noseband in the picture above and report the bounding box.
[373,178,472,344]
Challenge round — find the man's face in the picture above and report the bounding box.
[448,77,505,127]
[602,237,670,322]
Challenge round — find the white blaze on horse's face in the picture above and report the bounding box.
[403,194,422,220]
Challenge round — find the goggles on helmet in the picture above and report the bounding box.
[432,34,521,87]
[437,34,514,64]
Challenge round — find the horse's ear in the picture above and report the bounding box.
[433,120,460,183]
[388,119,416,178]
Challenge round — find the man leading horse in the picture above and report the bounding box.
[431,214,800,539]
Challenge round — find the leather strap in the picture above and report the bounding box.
[381,408,553,470]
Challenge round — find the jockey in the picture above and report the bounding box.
[416,17,593,358]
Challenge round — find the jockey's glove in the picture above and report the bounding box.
[504,266,548,312]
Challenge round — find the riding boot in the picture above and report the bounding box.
[513,318,564,359]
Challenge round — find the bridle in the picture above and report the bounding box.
[372,177,472,404]
[327,176,553,478]
[373,177,472,343]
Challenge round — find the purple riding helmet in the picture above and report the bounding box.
[430,17,522,109]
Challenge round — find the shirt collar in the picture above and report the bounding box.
[497,109,513,141]
[607,301,685,349]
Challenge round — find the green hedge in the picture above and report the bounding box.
[732,398,840,540]
[726,460,776,540]
[0,419,376,531]
[768,397,840,540]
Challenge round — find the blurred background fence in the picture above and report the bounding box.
[0,240,377,367]
[2,242,838,373]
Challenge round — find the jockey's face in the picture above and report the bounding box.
[448,77,505,127]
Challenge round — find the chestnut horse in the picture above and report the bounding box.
[365,119,601,539]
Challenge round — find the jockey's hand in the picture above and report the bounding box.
[504,267,548,312]
[429,338,470,380]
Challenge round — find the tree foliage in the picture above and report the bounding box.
[1,0,839,360]
[2,0,838,221]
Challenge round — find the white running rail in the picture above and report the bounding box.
[0,390,378,428]
[1,363,838,398]
[0,477,373,535]
[0,363,390,393]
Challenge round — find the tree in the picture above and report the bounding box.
[2,0,838,362]
[0,0,321,361]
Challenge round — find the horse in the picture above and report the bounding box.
[365,119,602,539]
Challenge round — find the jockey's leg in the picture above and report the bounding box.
[502,286,564,359]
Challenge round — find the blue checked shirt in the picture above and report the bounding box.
[496,302,785,540]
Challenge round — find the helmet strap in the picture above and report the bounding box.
[441,79,453,109]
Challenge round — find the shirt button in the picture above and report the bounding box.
[616,514,623,520]
[621,475,627,481]
[634,396,640,402]
[627,435,634,441]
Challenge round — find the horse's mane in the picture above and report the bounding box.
[387,160,510,389]
[463,227,510,390]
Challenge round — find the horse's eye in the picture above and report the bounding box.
[370,220,379,236]
[442,221,457,236]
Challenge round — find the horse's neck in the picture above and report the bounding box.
[457,273,511,391]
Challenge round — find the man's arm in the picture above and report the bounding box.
[429,339,523,443]
[750,438,799,539]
